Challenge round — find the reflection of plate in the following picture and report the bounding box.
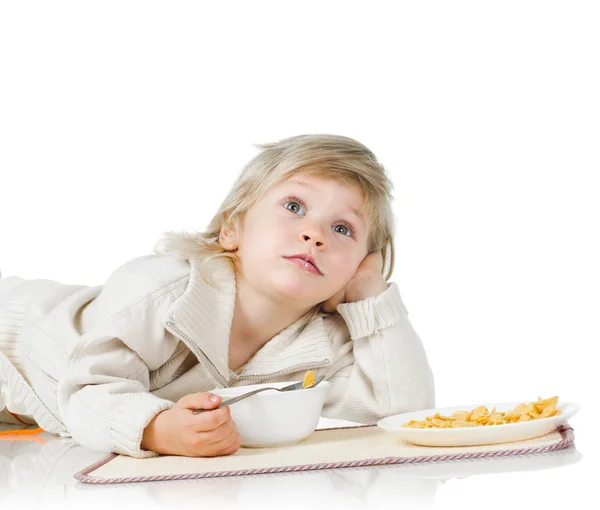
[377,401,580,447]
[384,443,582,480]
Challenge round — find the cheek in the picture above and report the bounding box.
[240,216,288,256]
[329,251,360,280]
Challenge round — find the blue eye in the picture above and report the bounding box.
[285,200,304,214]
[283,195,356,238]
[333,225,351,236]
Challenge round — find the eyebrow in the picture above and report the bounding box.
[287,179,365,222]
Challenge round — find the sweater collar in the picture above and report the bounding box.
[164,256,333,384]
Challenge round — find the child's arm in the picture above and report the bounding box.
[55,262,239,458]
[57,316,240,458]
[321,282,435,424]
[56,292,181,458]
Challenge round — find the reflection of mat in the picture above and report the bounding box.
[75,424,575,484]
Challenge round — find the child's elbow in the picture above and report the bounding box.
[388,369,436,417]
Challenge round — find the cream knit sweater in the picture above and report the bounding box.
[0,253,435,457]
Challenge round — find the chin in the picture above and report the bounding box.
[267,272,317,300]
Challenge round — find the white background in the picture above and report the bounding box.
[1,1,598,508]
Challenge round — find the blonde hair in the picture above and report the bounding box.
[153,134,396,320]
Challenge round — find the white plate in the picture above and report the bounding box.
[377,401,580,447]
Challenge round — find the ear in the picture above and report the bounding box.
[219,222,239,252]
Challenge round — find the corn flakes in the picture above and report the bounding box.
[402,396,561,428]
[302,370,316,388]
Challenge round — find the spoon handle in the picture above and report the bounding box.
[192,387,280,414]
[191,376,324,414]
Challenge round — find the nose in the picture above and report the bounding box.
[298,227,325,248]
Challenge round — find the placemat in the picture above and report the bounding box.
[75,423,574,484]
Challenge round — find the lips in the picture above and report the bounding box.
[285,254,323,275]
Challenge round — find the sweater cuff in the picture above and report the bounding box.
[108,392,175,458]
[336,282,408,340]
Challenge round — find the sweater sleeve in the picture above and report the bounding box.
[321,282,435,424]
[56,280,184,458]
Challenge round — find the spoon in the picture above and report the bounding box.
[192,375,325,414]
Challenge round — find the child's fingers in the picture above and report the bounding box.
[212,432,241,456]
[178,392,222,411]
[195,418,237,446]
[192,405,233,432]
[203,417,238,444]
[201,427,241,457]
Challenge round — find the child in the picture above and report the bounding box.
[0,134,435,458]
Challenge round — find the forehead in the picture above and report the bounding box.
[277,176,365,220]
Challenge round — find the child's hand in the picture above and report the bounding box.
[141,393,241,457]
[322,250,389,313]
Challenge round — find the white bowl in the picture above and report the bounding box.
[210,380,331,448]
